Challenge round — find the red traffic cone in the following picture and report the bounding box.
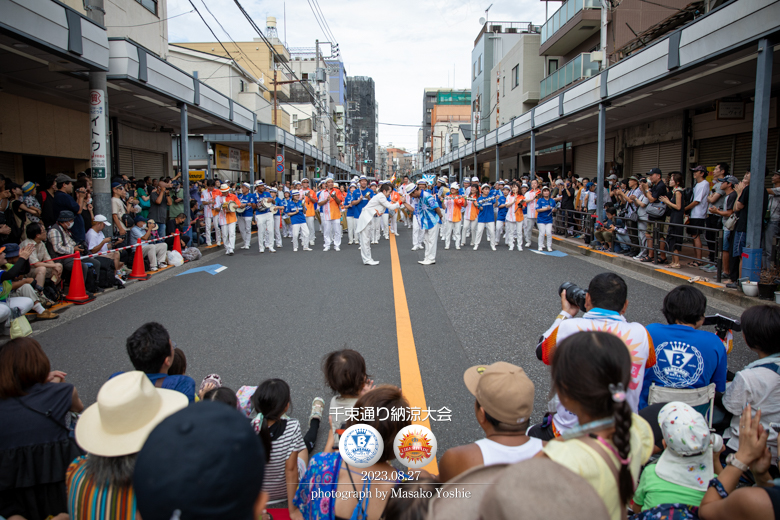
[173,229,182,255]
[65,252,95,304]
[128,239,150,280]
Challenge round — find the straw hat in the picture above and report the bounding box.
[75,371,188,457]
[146,219,159,232]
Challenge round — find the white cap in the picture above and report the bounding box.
[269,187,278,192]
[471,176,479,182]
[404,183,418,195]
[292,190,301,196]
[450,182,459,189]
[242,182,251,188]
[94,214,111,226]
[481,183,490,189]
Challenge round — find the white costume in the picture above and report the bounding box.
[356,192,399,265]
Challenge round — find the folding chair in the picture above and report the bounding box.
[647,383,717,428]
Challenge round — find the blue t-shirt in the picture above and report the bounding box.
[285,200,306,225]
[344,191,357,218]
[476,196,496,223]
[640,324,728,409]
[109,371,196,402]
[497,195,508,221]
[255,192,273,214]
[354,188,372,217]
[237,192,257,218]
[275,197,285,216]
[536,198,556,224]
[53,191,86,243]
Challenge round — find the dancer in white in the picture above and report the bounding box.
[300,178,318,247]
[410,179,426,251]
[215,184,239,256]
[504,183,523,251]
[254,181,275,253]
[355,183,400,266]
[236,183,255,250]
[403,183,443,265]
[201,180,217,246]
[441,182,464,250]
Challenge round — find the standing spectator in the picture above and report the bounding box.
[687,166,711,267]
[37,176,57,228]
[21,222,63,286]
[640,168,668,264]
[52,173,87,244]
[438,362,542,482]
[619,176,649,258]
[111,181,131,246]
[0,337,84,520]
[705,162,729,270]
[658,173,685,269]
[167,181,184,222]
[129,217,168,272]
[726,172,768,288]
[639,285,727,409]
[709,176,738,278]
[559,178,575,235]
[135,177,150,218]
[764,169,780,268]
[148,180,172,238]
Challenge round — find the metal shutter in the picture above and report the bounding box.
[734,128,779,187]
[118,147,133,178]
[132,150,165,179]
[574,142,598,178]
[697,135,733,171]
[0,152,15,179]
[658,140,683,174]
[630,144,658,176]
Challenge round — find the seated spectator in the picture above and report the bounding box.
[536,331,654,520]
[639,286,727,409]
[294,385,410,520]
[67,371,187,519]
[722,304,780,463]
[110,322,195,402]
[47,210,95,282]
[165,212,192,249]
[202,386,239,408]
[0,337,84,520]
[535,272,655,439]
[700,404,778,520]
[593,207,618,251]
[250,378,321,515]
[168,346,187,376]
[631,402,721,517]
[129,216,168,271]
[0,243,39,326]
[53,173,87,244]
[21,222,63,286]
[438,362,542,482]
[383,477,440,520]
[134,402,269,520]
[3,243,58,320]
[85,214,124,275]
[323,349,374,436]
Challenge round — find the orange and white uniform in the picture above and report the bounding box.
[318,188,345,251]
[215,190,240,255]
[442,193,465,250]
[504,194,523,251]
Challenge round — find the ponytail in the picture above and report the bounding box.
[611,397,634,506]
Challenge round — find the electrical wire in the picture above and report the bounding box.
[311,0,338,44]
[107,9,193,27]
[187,0,240,69]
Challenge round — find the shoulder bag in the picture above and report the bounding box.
[723,213,738,231]
[4,298,32,338]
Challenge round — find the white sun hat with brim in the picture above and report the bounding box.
[404,183,418,195]
[75,371,188,457]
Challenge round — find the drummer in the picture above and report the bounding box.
[236,182,256,250]
[216,183,240,256]
[254,181,275,254]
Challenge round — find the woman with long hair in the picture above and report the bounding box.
[659,172,685,268]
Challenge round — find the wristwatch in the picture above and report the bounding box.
[725,453,750,472]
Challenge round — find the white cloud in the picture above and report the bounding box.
[169,0,548,151]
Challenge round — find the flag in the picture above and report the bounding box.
[423,174,435,185]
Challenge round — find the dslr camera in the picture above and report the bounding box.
[559,282,588,313]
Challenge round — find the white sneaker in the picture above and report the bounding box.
[525,242,531,247]
[293,248,298,252]
[366,260,379,266]
[269,248,276,253]
[411,246,420,251]
[538,247,543,251]
[518,245,523,251]
[323,247,330,252]
[548,247,553,252]
[473,245,478,251]
[303,247,312,251]
[444,246,449,250]
[150,266,159,271]
[490,244,496,251]
[334,247,340,251]
[455,244,460,250]
[310,242,315,246]
[418,259,435,265]
[258,249,264,253]
[509,246,514,251]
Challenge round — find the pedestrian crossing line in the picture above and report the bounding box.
[389,234,439,474]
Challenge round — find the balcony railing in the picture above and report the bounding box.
[539,52,600,99]
[540,0,598,45]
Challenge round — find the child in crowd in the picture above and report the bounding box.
[202,386,238,408]
[167,347,186,375]
[537,330,654,520]
[324,349,375,437]
[631,402,722,518]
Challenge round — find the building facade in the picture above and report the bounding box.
[346,76,377,173]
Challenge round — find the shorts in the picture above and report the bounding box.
[645,220,663,236]
[722,229,732,253]
[732,231,747,258]
[688,218,705,237]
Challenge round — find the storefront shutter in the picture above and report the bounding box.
[697,135,734,171]
[118,147,133,178]
[630,143,658,176]
[574,142,598,178]
[734,128,779,187]
[132,150,165,179]
[658,140,682,174]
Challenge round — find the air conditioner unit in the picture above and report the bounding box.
[490,25,502,33]
[506,27,517,33]
[590,51,604,63]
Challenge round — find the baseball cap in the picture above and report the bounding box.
[607,174,618,180]
[134,402,267,520]
[3,243,20,258]
[463,362,534,425]
[586,182,595,189]
[647,167,662,176]
[55,173,76,184]
[57,210,75,222]
[690,165,708,173]
[111,182,125,189]
[721,175,739,185]
[134,215,147,223]
[471,176,479,182]
[93,214,111,226]
[450,182,459,189]
[555,179,564,185]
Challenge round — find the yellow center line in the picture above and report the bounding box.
[389,234,439,474]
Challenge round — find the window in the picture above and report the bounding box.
[548,59,559,75]
[302,73,309,80]
[512,65,519,89]
[293,114,298,129]
[136,0,157,15]
[478,55,482,74]
[239,79,245,92]
[473,62,477,80]
[503,76,505,97]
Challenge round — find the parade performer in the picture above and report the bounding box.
[253,181,275,253]
[285,190,311,252]
[317,179,344,252]
[356,183,399,266]
[441,182,464,250]
[300,178,317,247]
[403,183,443,265]
[236,183,256,250]
[410,179,427,251]
[523,180,541,247]
[215,184,240,256]
[201,180,217,246]
[344,182,359,244]
[461,183,480,248]
[474,184,497,251]
[504,183,523,251]
[536,187,557,252]
[496,185,509,245]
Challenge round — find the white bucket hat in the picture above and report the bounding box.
[471,176,479,182]
[655,402,714,491]
[404,183,418,195]
[75,371,188,457]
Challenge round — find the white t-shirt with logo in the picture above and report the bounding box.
[690,180,710,219]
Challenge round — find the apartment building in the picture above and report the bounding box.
[421,89,471,162]
[347,76,378,173]
[489,33,545,130]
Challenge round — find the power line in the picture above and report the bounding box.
[107,9,193,27]
[198,0,266,81]
[305,0,333,43]
[311,0,338,44]
[187,0,240,70]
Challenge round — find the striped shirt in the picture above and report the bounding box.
[66,455,137,520]
[251,417,306,501]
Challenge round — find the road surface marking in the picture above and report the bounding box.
[389,234,439,474]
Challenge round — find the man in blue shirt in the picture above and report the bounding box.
[640,285,728,410]
[475,184,497,251]
[351,176,373,218]
[111,322,196,402]
[344,183,358,244]
[496,185,510,246]
[402,183,443,265]
[236,183,257,250]
[53,174,87,244]
[253,182,275,253]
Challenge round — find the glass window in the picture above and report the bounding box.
[478,55,482,74]
[138,0,157,15]
[548,59,559,75]
[512,65,519,88]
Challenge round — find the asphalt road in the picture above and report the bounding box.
[36,226,754,457]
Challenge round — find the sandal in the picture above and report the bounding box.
[309,397,325,427]
[668,263,681,269]
[689,261,704,267]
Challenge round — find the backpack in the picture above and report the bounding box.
[682,187,694,212]
[43,279,64,304]
[84,266,98,294]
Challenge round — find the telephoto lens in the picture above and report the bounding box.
[558,282,588,313]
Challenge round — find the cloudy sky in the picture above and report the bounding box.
[168,0,550,151]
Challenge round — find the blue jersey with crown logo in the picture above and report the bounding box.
[640,324,728,409]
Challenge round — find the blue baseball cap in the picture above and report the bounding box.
[586,182,595,189]
[134,215,148,223]
[3,243,20,257]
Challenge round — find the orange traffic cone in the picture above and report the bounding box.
[65,252,95,304]
[173,229,182,255]
[128,239,150,280]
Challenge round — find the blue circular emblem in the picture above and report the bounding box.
[339,424,383,468]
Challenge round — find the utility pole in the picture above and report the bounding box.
[86,0,111,231]
[273,68,278,183]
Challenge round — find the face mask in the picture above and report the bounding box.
[65,222,74,229]
[87,198,92,204]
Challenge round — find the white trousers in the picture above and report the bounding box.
[0,296,34,326]
[422,224,439,262]
[237,216,253,248]
[412,218,423,248]
[347,216,357,243]
[139,243,167,267]
[537,222,553,249]
[505,221,520,248]
[255,212,273,251]
[306,216,316,245]
[523,218,537,244]
[381,214,389,239]
[461,219,478,246]
[443,220,461,249]
[273,215,283,246]
[401,209,410,227]
[322,219,341,249]
[291,223,309,250]
[496,220,505,242]
[221,222,236,254]
[371,216,381,243]
[359,227,374,264]
[389,211,398,235]
[204,212,217,245]
[475,222,495,247]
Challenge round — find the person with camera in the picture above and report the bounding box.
[149,179,173,238]
[639,168,668,264]
[614,176,649,258]
[52,173,88,244]
[168,181,185,223]
[130,216,168,270]
[85,215,125,286]
[47,210,97,283]
[533,272,655,439]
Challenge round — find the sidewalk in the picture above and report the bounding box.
[548,231,762,309]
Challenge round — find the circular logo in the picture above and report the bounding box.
[339,424,383,468]
[393,425,437,469]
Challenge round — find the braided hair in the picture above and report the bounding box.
[551,331,634,506]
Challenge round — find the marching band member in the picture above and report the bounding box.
[344,182,359,244]
[215,184,240,256]
[403,183,443,265]
[356,182,399,266]
[461,183,480,248]
[441,182,464,250]
[410,179,426,251]
[300,178,317,247]
[496,185,509,245]
[254,181,275,253]
[536,186,557,252]
[274,188,287,244]
[236,183,256,250]
[523,180,541,248]
[474,184,497,251]
[286,190,311,252]
[201,180,216,246]
[437,176,448,240]
[210,180,223,246]
[504,183,523,251]
[368,182,381,244]
[389,186,403,236]
[317,178,344,252]
[399,176,412,228]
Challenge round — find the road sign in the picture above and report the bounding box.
[276,154,284,164]
[276,163,285,173]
